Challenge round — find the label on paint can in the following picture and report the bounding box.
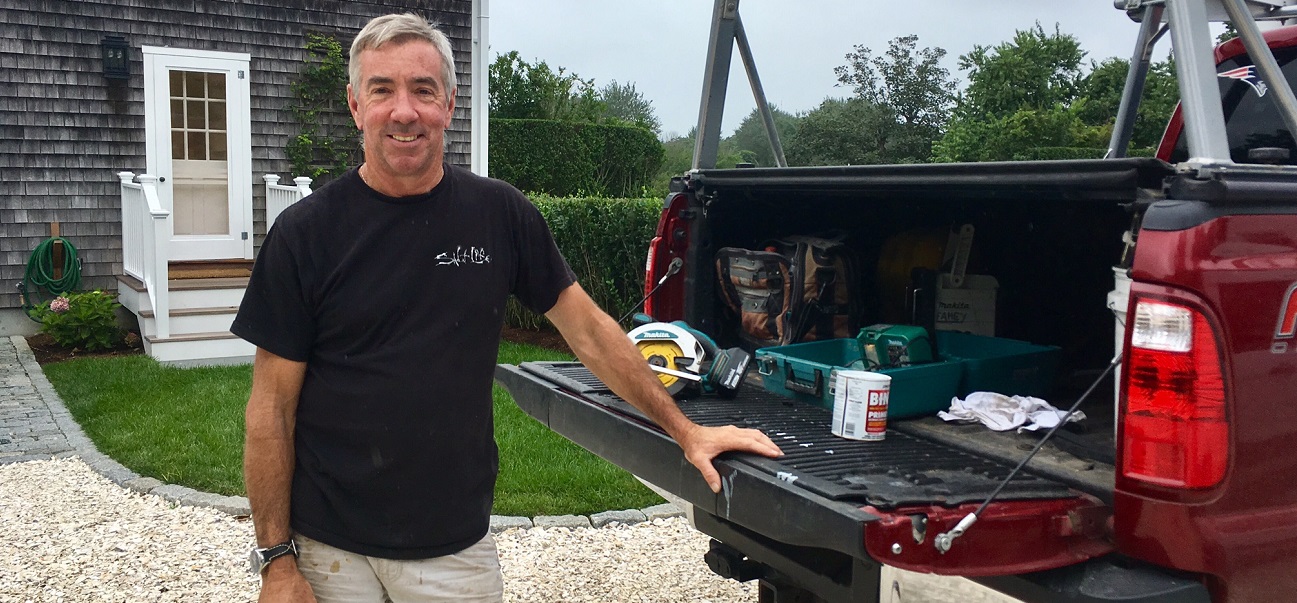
[831,370,891,441]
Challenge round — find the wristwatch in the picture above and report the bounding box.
[248,539,298,575]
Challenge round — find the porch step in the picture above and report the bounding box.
[117,274,248,312]
[117,273,254,366]
[138,306,241,338]
[143,331,254,367]
[168,259,253,280]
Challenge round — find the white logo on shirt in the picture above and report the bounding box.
[436,246,491,266]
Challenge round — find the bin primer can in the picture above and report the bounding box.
[831,370,892,441]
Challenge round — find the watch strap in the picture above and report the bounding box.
[254,539,298,574]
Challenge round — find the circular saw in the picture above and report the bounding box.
[627,322,706,396]
[627,320,752,399]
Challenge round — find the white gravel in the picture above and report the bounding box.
[0,457,755,602]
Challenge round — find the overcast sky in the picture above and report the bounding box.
[488,1,1178,139]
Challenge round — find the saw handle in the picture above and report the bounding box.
[784,365,823,397]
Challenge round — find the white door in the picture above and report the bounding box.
[143,47,253,260]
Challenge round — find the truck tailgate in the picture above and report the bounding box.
[496,361,1114,576]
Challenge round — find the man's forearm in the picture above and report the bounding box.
[565,312,697,441]
[244,408,296,546]
[546,284,783,493]
[243,348,307,549]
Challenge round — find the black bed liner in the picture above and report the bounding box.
[520,361,1074,510]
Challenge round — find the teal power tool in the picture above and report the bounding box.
[857,323,935,368]
[627,317,752,398]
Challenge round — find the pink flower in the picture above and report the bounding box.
[49,297,70,314]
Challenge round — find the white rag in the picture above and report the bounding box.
[938,392,1086,433]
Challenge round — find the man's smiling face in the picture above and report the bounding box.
[348,39,455,196]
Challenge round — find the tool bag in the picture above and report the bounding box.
[716,234,861,348]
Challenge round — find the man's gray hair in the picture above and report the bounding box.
[349,13,456,99]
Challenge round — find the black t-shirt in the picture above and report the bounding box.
[232,164,576,559]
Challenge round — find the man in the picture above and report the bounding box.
[235,13,782,602]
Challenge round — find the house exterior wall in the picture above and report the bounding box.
[0,0,474,310]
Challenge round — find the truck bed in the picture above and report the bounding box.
[517,361,1084,509]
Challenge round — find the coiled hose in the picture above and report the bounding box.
[21,237,81,320]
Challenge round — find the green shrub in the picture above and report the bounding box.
[506,195,662,330]
[1011,146,1159,161]
[31,290,124,351]
[489,119,664,197]
[287,34,360,185]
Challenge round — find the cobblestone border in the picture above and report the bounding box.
[6,336,684,530]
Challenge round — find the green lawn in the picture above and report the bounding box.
[41,341,661,516]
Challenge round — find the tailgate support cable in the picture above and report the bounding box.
[934,353,1123,554]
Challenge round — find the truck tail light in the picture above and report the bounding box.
[643,193,689,321]
[1121,298,1229,489]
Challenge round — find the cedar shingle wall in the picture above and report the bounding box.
[0,0,474,309]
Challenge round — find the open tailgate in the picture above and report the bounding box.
[495,361,1114,576]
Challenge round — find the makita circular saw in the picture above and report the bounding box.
[627,319,751,398]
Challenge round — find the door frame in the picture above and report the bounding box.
[142,46,253,261]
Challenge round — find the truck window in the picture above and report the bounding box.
[1169,46,1297,165]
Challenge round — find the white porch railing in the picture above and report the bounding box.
[264,174,313,232]
[118,172,171,339]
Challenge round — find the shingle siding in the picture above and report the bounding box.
[0,0,475,309]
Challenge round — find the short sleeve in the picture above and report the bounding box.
[230,223,316,361]
[510,194,576,314]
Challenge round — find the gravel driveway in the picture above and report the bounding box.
[1,458,1026,603]
[0,457,758,602]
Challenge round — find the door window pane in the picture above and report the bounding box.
[186,100,205,129]
[185,71,205,97]
[169,71,183,96]
[210,132,227,161]
[187,132,206,160]
[171,131,185,160]
[209,101,226,131]
[208,73,226,99]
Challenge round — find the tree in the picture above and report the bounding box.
[932,105,1106,163]
[598,80,661,135]
[1077,57,1179,150]
[956,23,1087,120]
[727,105,800,167]
[489,50,603,121]
[785,98,903,166]
[1218,22,1238,45]
[936,24,1103,162]
[834,34,957,158]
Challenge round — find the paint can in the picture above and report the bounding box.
[831,370,891,441]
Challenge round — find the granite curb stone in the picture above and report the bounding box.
[532,514,593,529]
[590,509,649,528]
[4,336,685,529]
[643,503,687,521]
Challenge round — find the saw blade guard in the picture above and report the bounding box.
[627,322,706,395]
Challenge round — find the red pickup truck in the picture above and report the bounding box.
[495,2,1297,601]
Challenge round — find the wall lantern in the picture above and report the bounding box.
[102,35,130,80]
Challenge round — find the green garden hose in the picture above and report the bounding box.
[21,237,81,319]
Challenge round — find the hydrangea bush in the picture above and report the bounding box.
[30,290,124,351]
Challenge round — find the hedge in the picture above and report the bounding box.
[489,119,664,197]
[1013,146,1158,161]
[505,194,664,331]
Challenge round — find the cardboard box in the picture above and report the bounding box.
[936,274,997,336]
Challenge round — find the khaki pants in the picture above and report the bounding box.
[295,533,504,603]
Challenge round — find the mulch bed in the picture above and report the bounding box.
[26,327,570,366]
[25,332,145,366]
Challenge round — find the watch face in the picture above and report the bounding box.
[248,547,263,574]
